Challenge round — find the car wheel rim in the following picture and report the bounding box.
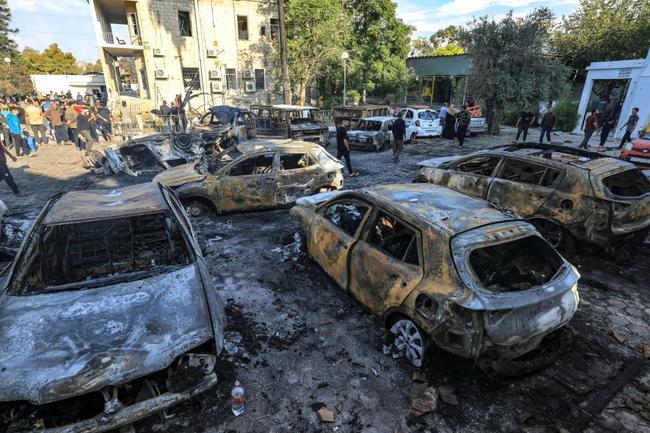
[390,319,425,367]
[534,220,562,248]
[187,205,203,217]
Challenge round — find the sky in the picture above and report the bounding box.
[8,0,581,62]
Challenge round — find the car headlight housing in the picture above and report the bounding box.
[624,143,634,151]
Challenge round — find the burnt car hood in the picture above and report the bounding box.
[0,265,216,405]
[153,163,207,187]
[291,122,327,133]
[347,130,380,140]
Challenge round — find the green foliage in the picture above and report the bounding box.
[22,44,80,75]
[410,26,465,57]
[555,99,579,132]
[81,60,103,74]
[552,0,650,80]
[503,108,520,127]
[0,0,17,57]
[463,8,570,134]
[0,62,34,96]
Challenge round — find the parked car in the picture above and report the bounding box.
[250,104,329,146]
[290,184,580,366]
[347,116,396,152]
[0,183,225,432]
[398,107,441,138]
[195,105,257,147]
[154,139,344,216]
[620,138,650,170]
[414,143,650,253]
[332,105,389,126]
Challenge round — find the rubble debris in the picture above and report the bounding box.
[335,403,343,413]
[612,331,628,344]
[407,382,439,417]
[412,371,427,383]
[317,407,335,423]
[643,344,650,359]
[437,386,459,406]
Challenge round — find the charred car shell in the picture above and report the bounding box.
[347,117,395,152]
[194,105,257,147]
[415,143,650,251]
[251,105,329,146]
[290,184,579,366]
[0,183,225,432]
[153,139,344,215]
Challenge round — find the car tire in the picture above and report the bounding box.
[412,175,428,183]
[225,137,237,148]
[184,200,209,218]
[531,219,575,257]
[389,318,428,368]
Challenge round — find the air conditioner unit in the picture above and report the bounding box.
[244,81,256,93]
[206,48,218,58]
[153,48,164,57]
[209,70,221,80]
[210,81,224,94]
[154,69,168,79]
[243,69,254,79]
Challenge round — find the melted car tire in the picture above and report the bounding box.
[183,200,209,217]
[531,219,575,257]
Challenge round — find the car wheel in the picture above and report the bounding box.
[531,219,575,257]
[184,200,209,217]
[389,318,427,367]
[412,175,428,183]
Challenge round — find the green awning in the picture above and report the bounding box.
[407,54,471,77]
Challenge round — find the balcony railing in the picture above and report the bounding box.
[103,32,142,46]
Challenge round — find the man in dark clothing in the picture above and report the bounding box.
[599,101,621,147]
[95,102,112,141]
[76,107,96,154]
[0,141,20,195]
[618,107,639,148]
[455,105,471,146]
[539,106,556,144]
[580,109,600,149]
[336,121,357,176]
[391,112,406,162]
[160,101,171,131]
[515,106,535,141]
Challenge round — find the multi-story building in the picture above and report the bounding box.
[88,0,282,111]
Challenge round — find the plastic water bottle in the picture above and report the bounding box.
[231,380,245,416]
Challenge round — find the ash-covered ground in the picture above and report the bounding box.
[1,127,648,433]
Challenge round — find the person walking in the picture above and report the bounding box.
[160,100,171,131]
[336,121,358,176]
[515,106,535,142]
[391,111,406,162]
[76,107,96,154]
[0,140,21,195]
[6,107,29,158]
[599,101,621,148]
[95,102,113,141]
[618,107,639,148]
[64,101,79,147]
[580,109,600,149]
[26,98,47,147]
[439,103,448,131]
[119,101,133,141]
[455,105,471,147]
[45,102,67,145]
[539,105,556,144]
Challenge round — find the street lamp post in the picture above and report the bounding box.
[342,51,349,106]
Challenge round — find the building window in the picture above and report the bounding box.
[182,67,201,90]
[237,16,249,40]
[178,11,192,37]
[260,26,266,37]
[255,69,265,90]
[270,18,279,40]
[226,68,237,90]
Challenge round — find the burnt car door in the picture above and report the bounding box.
[486,158,563,217]
[442,156,501,199]
[276,152,321,205]
[217,152,277,211]
[347,209,424,316]
[309,198,372,289]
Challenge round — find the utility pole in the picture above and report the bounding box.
[277,0,291,104]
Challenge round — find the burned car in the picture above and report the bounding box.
[347,116,395,152]
[250,104,329,146]
[0,183,225,432]
[194,105,257,148]
[415,143,650,253]
[290,184,579,366]
[153,139,344,216]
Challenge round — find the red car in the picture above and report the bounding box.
[620,138,650,170]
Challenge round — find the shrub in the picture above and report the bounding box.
[555,99,579,132]
[503,108,520,126]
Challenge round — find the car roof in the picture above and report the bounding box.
[236,138,324,154]
[362,116,393,121]
[43,183,170,225]
[333,105,387,110]
[208,105,250,114]
[362,184,516,236]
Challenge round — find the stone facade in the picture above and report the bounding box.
[91,0,282,112]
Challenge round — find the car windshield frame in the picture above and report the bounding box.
[353,120,382,131]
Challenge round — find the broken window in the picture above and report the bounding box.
[403,110,414,119]
[279,153,315,170]
[418,111,433,120]
[270,18,279,40]
[237,16,249,40]
[323,200,369,236]
[603,169,650,198]
[499,159,547,185]
[11,212,191,294]
[182,67,201,91]
[468,236,562,292]
[178,11,192,37]
[226,68,237,90]
[229,154,274,176]
[368,211,420,266]
[454,156,500,177]
[255,69,265,90]
[354,120,382,131]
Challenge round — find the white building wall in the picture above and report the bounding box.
[30,75,106,96]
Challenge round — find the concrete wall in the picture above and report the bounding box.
[31,75,106,96]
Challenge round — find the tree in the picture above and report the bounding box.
[0,62,34,96]
[0,0,17,57]
[286,0,347,104]
[463,8,570,134]
[81,59,103,74]
[553,0,650,81]
[410,26,465,57]
[21,43,80,75]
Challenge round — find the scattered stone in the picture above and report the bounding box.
[612,331,628,344]
[335,403,342,413]
[438,386,459,406]
[317,407,335,423]
[407,383,438,417]
[516,410,533,424]
[643,344,650,359]
[412,371,427,383]
[319,319,333,326]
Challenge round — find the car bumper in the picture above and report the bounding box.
[349,141,379,151]
[469,124,487,133]
[620,150,650,169]
[415,127,441,137]
[41,373,218,433]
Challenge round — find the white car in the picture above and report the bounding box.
[398,107,442,138]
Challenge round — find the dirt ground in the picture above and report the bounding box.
[1,127,649,433]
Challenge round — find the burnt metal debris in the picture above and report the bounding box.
[0,183,225,432]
